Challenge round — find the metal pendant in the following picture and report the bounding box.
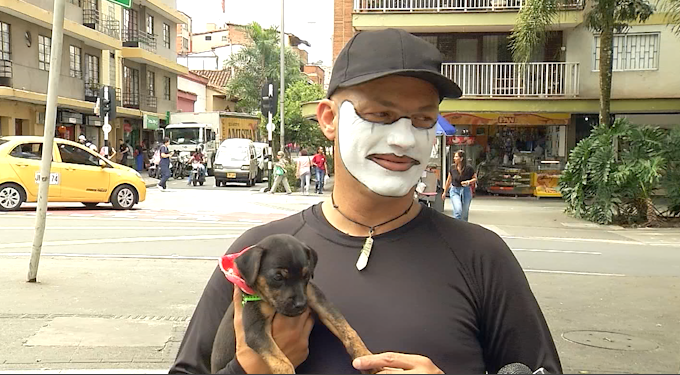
[356,236,374,271]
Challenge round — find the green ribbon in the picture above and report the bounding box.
[241,293,262,306]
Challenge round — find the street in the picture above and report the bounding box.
[1,188,679,374]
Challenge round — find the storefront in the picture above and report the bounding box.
[442,112,570,197]
[55,111,84,142]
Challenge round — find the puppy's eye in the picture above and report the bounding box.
[273,273,284,282]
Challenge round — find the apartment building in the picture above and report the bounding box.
[322,0,680,195]
[0,0,188,150]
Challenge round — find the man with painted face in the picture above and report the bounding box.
[171,29,561,374]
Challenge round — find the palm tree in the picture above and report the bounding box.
[510,0,654,126]
[661,0,680,34]
[225,23,303,113]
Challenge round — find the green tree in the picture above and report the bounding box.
[661,0,680,34]
[266,80,329,150]
[510,0,654,126]
[225,22,305,113]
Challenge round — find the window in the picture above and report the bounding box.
[147,70,155,97]
[182,37,189,50]
[594,33,659,71]
[146,15,154,35]
[38,35,51,71]
[69,45,82,78]
[58,144,100,166]
[205,35,212,41]
[84,54,99,96]
[163,76,171,100]
[163,23,170,48]
[10,143,44,160]
[0,22,10,61]
[123,8,138,40]
[221,35,228,42]
[123,65,140,106]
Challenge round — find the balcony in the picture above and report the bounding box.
[84,81,100,102]
[442,62,580,97]
[122,30,157,53]
[353,0,583,12]
[83,8,121,40]
[0,59,11,87]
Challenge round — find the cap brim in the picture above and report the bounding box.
[335,69,462,100]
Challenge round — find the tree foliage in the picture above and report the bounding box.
[225,22,305,113]
[559,119,680,225]
[510,0,653,126]
[266,80,328,150]
[660,0,680,35]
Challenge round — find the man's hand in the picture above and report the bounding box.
[353,352,444,374]
[441,191,447,200]
[233,288,314,373]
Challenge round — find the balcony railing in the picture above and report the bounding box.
[84,81,100,102]
[442,62,580,97]
[353,0,583,12]
[122,30,157,52]
[0,59,11,87]
[83,9,121,40]
[122,92,158,110]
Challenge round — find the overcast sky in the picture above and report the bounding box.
[176,0,334,66]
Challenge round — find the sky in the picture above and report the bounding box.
[176,0,334,66]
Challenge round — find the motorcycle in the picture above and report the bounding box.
[172,153,190,180]
[190,161,206,186]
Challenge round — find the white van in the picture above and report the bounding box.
[213,138,258,187]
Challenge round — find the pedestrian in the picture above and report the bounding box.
[442,150,477,222]
[170,28,560,375]
[100,144,115,161]
[119,139,131,167]
[312,146,328,194]
[134,143,144,171]
[157,137,173,191]
[269,151,292,195]
[295,149,312,195]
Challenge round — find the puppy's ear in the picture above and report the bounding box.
[235,246,264,288]
[304,245,318,278]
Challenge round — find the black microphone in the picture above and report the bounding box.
[498,363,533,374]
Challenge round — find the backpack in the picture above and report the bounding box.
[152,149,161,164]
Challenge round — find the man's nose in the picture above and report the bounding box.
[386,118,417,150]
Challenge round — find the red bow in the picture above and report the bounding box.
[219,246,257,296]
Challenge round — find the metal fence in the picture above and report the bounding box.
[441,62,580,97]
[83,9,121,40]
[122,30,157,52]
[353,0,583,11]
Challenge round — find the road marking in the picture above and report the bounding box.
[525,269,625,277]
[480,225,509,236]
[502,235,641,245]
[0,214,262,226]
[512,248,602,255]
[0,252,220,261]
[0,226,255,231]
[0,234,239,249]
[69,213,95,217]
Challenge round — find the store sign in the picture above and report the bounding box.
[442,113,570,126]
[106,0,131,8]
[144,114,160,130]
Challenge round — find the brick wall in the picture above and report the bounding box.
[333,0,355,63]
[228,24,252,46]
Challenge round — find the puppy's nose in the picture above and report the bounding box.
[292,298,307,310]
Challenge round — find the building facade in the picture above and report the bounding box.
[326,0,680,195]
[0,0,188,152]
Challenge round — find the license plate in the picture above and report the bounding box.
[227,173,236,178]
[35,172,60,185]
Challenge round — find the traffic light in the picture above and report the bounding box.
[260,81,278,117]
[99,85,117,121]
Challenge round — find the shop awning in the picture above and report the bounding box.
[436,115,455,136]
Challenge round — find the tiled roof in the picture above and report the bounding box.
[191,69,231,90]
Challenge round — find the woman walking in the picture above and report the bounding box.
[296,149,312,195]
[312,146,328,194]
[269,151,292,195]
[442,150,477,221]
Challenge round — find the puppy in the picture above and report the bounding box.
[211,234,373,374]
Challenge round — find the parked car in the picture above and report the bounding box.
[213,138,258,187]
[0,136,147,211]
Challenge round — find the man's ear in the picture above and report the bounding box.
[317,99,337,142]
[304,245,318,278]
[234,246,264,288]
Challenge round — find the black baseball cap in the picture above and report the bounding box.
[327,28,462,100]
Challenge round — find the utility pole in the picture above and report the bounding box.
[28,0,66,282]
[261,81,277,192]
[280,0,285,152]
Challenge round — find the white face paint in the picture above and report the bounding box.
[337,101,436,197]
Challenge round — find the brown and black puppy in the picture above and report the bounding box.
[211,234,373,374]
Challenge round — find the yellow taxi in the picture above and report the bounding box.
[0,136,146,211]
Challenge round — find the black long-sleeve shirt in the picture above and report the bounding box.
[170,203,562,374]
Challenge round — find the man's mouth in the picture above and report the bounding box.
[368,154,419,172]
